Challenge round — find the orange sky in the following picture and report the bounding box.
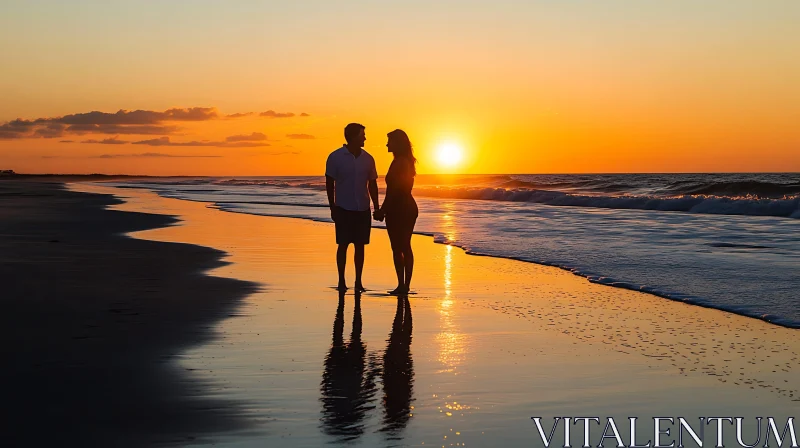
[1,1,799,175]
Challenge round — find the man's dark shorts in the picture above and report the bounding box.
[334,207,371,245]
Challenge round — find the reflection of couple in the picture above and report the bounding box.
[320,291,414,441]
[325,123,418,295]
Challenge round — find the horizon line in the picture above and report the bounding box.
[4,171,799,178]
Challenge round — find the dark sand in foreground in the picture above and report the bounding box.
[0,180,257,446]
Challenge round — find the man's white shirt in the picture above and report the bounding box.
[325,146,378,211]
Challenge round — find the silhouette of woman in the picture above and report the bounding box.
[380,295,414,437]
[320,291,378,442]
[377,129,418,295]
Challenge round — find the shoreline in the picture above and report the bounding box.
[77,183,800,391]
[97,181,800,330]
[0,180,259,446]
[71,182,798,446]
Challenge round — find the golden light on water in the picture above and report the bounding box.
[435,242,477,428]
[444,245,453,292]
[436,244,467,373]
[441,202,457,244]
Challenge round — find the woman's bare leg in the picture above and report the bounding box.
[402,244,413,291]
[391,248,405,292]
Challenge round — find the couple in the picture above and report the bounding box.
[325,123,418,296]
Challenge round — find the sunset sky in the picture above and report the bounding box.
[1,1,799,175]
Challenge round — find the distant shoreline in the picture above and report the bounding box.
[0,173,156,180]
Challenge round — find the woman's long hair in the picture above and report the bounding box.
[387,129,416,175]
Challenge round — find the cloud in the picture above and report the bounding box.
[33,123,67,138]
[66,124,178,135]
[132,136,270,148]
[5,119,37,128]
[260,110,295,118]
[92,153,221,159]
[1,107,217,139]
[0,129,27,139]
[132,137,193,147]
[0,119,43,139]
[59,140,75,143]
[0,106,307,141]
[161,107,218,121]
[55,107,218,125]
[225,132,267,142]
[81,136,128,145]
[41,152,221,159]
[1,120,66,139]
[286,133,315,140]
[220,141,271,148]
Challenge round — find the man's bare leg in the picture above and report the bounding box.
[354,244,365,292]
[336,243,348,290]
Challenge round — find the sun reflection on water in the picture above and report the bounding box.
[432,227,478,444]
[439,201,458,245]
[436,245,467,374]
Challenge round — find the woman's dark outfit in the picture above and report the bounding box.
[382,159,418,250]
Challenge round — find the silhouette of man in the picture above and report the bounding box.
[325,123,379,292]
[320,291,378,441]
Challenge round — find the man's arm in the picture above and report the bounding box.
[368,179,379,211]
[325,175,337,222]
[368,158,380,219]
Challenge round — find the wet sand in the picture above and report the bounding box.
[70,183,799,447]
[0,181,257,446]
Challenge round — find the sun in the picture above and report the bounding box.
[436,142,464,168]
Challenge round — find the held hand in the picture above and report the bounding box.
[330,206,338,222]
[373,209,385,222]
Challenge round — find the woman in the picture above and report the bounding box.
[376,129,418,295]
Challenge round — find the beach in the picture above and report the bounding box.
[0,180,257,446]
[39,181,797,447]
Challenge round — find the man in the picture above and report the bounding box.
[325,123,380,292]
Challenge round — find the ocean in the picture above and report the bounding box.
[108,173,800,328]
